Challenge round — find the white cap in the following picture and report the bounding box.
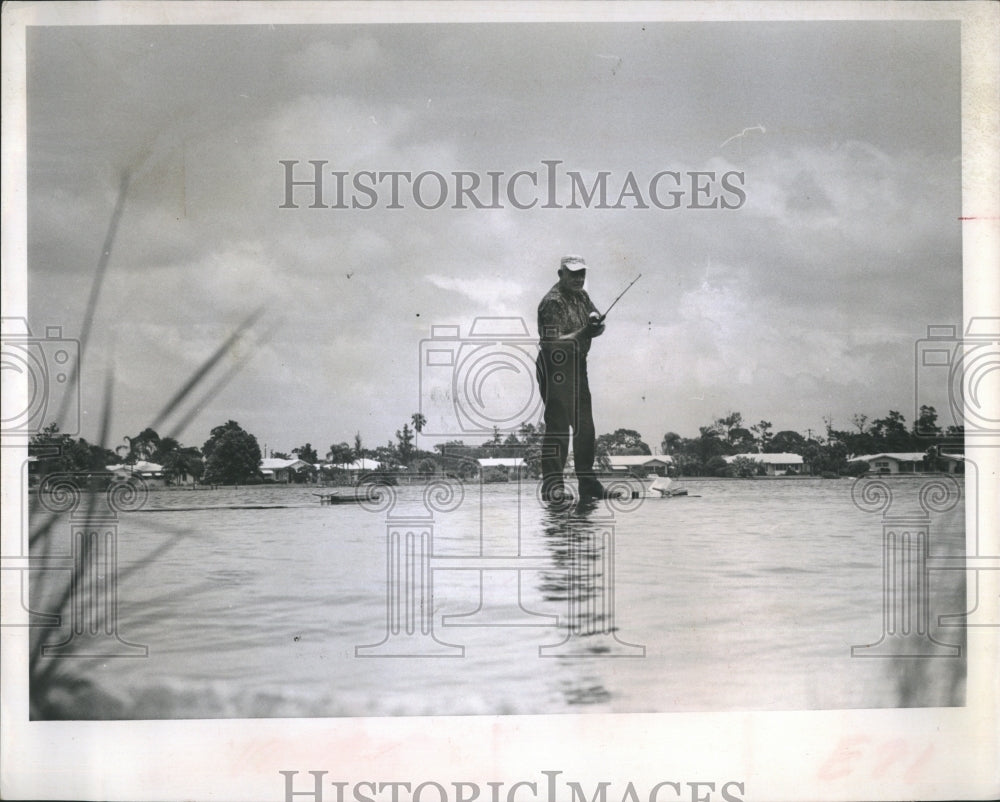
[560,255,588,272]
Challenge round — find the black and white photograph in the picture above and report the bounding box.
[2,2,997,801]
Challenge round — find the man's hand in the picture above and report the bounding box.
[587,311,606,338]
[565,313,606,343]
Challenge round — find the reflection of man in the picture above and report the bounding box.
[536,255,613,501]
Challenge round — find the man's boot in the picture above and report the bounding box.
[541,474,568,503]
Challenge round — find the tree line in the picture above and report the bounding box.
[28,405,963,487]
[658,407,962,477]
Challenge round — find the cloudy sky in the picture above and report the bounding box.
[25,19,962,456]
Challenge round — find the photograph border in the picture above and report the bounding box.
[2,2,998,800]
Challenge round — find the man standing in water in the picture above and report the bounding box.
[536,255,614,501]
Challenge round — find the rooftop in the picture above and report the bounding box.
[606,454,673,466]
[723,453,804,465]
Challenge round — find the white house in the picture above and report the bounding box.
[939,453,965,473]
[854,452,963,474]
[723,452,804,476]
[477,457,525,469]
[477,457,526,480]
[563,454,673,477]
[322,458,385,482]
[606,454,674,476]
[327,458,383,472]
[259,457,314,483]
[105,460,165,480]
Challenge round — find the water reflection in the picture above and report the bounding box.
[26,477,972,717]
[536,497,644,705]
[560,675,613,706]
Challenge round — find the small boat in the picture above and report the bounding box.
[647,477,689,497]
[313,492,377,505]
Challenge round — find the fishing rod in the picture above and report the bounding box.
[594,273,642,323]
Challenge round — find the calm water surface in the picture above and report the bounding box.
[29,476,966,718]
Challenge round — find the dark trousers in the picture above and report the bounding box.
[536,344,595,485]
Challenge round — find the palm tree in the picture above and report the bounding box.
[660,431,682,455]
[411,412,427,434]
[326,442,354,466]
[115,437,134,464]
[162,447,204,486]
[117,428,161,465]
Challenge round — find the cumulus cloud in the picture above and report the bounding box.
[24,22,963,450]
